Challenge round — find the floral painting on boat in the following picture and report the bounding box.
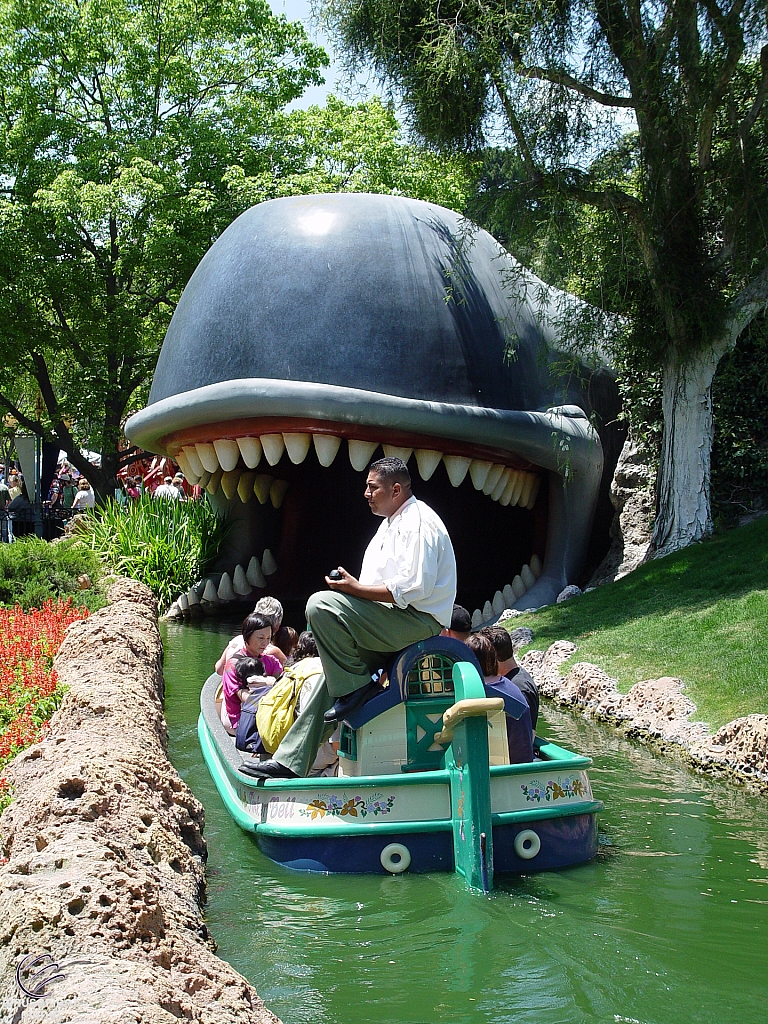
[520,775,586,803]
[300,792,396,820]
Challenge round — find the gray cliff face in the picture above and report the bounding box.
[0,580,279,1024]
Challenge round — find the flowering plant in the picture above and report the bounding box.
[0,599,89,810]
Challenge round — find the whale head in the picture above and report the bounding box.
[125,193,617,620]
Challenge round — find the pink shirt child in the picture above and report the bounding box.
[222,650,282,729]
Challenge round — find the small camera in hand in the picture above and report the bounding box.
[328,569,343,581]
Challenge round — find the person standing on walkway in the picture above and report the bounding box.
[242,457,457,779]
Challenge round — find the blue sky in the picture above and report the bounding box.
[268,0,369,109]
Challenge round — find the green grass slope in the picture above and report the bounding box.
[509,515,768,730]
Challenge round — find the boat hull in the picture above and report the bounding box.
[198,672,602,877]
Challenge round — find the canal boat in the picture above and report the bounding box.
[198,636,603,891]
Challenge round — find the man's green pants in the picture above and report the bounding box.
[273,591,441,776]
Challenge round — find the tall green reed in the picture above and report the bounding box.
[83,495,230,611]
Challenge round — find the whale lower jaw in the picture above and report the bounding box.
[125,379,603,621]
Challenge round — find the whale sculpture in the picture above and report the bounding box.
[125,193,617,619]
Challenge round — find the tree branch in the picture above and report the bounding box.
[514,62,634,107]
[492,77,540,182]
[738,43,768,153]
[697,18,745,168]
[727,263,768,342]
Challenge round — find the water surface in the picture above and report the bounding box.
[163,619,768,1024]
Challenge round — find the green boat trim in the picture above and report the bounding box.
[199,714,257,833]
[491,801,604,826]
[258,817,454,838]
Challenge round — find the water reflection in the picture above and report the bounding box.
[162,620,768,1024]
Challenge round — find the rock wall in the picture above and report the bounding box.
[523,641,768,789]
[0,578,280,1023]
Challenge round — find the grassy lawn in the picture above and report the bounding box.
[507,515,768,730]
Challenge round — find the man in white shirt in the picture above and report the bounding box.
[153,475,180,499]
[242,457,457,779]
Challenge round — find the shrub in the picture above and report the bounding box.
[82,495,230,611]
[0,537,105,611]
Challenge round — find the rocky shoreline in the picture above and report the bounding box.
[521,640,768,790]
[0,579,279,1023]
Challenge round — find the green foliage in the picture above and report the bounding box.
[83,495,230,610]
[0,0,328,496]
[507,516,768,729]
[225,94,476,211]
[0,537,104,610]
[711,319,768,520]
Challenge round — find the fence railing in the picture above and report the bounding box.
[0,505,79,542]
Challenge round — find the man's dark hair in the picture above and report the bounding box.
[465,633,498,676]
[450,604,472,634]
[241,612,273,641]
[369,457,412,490]
[480,625,515,662]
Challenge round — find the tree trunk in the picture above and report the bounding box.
[651,345,723,557]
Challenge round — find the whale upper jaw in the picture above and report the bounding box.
[125,378,603,617]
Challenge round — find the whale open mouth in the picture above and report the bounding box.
[127,378,602,623]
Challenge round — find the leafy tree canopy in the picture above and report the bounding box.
[324,0,768,554]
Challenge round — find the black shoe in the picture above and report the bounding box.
[323,681,382,725]
[238,759,299,780]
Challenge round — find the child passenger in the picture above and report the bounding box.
[464,632,534,764]
[220,614,283,734]
[291,631,339,776]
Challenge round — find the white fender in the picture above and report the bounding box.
[514,829,541,860]
[380,843,411,874]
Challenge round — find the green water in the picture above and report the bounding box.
[163,618,768,1024]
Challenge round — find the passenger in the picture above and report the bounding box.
[229,656,275,752]
[464,633,534,764]
[219,614,283,734]
[291,632,339,776]
[214,596,287,673]
[480,625,539,732]
[274,625,298,661]
[440,604,472,642]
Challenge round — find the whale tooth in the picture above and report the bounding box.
[491,468,511,501]
[383,444,412,463]
[233,564,252,596]
[178,592,189,614]
[183,446,204,479]
[443,455,471,487]
[414,449,442,481]
[283,433,311,464]
[201,579,219,604]
[482,464,504,495]
[471,608,483,629]
[530,553,543,578]
[261,433,285,466]
[237,470,257,503]
[261,549,277,575]
[499,470,520,506]
[270,479,290,508]
[313,434,341,467]
[521,564,536,590]
[166,601,182,619]
[213,439,240,473]
[205,466,223,495]
[253,474,274,504]
[509,471,526,507]
[348,439,378,471]
[221,467,242,500]
[511,575,526,599]
[237,436,262,469]
[492,590,506,615]
[482,599,494,621]
[469,460,492,490]
[196,442,219,475]
[218,572,235,602]
[518,472,535,508]
[526,475,542,510]
[174,449,198,484]
[503,583,516,607]
[196,469,212,490]
[246,556,266,588]
[187,587,200,606]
